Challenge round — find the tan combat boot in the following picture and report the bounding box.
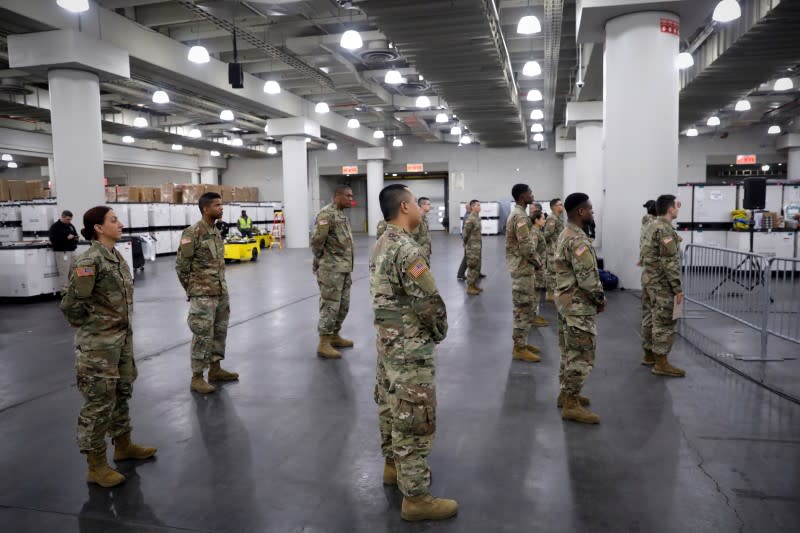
[561,395,600,424]
[525,344,542,354]
[86,451,126,487]
[191,373,216,394]
[383,458,397,485]
[113,433,157,461]
[652,355,686,377]
[317,336,342,359]
[330,332,354,348]
[512,346,541,362]
[556,391,590,408]
[532,315,549,327]
[401,494,459,522]
[208,361,239,381]
[467,284,481,296]
[641,349,656,366]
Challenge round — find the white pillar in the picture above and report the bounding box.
[562,153,577,200]
[366,160,384,236]
[576,121,604,250]
[282,136,310,248]
[200,167,218,185]
[788,147,800,179]
[603,11,679,289]
[48,69,105,220]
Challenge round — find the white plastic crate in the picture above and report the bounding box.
[128,204,149,229]
[20,203,57,233]
[148,203,170,227]
[0,244,59,296]
[0,226,23,242]
[0,203,22,224]
[481,219,500,235]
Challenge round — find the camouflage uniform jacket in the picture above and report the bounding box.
[531,227,546,271]
[505,204,540,275]
[641,217,682,295]
[412,214,432,260]
[543,213,565,256]
[462,212,482,252]
[370,223,447,348]
[376,219,387,239]
[554,222,606,316]
[60,241,133,350]
[176,219,227,297]
[311,203,353,273]
[639,214,657,265]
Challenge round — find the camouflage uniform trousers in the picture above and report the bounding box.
[640,288,654,353]
[374,349,436,497]
[545,252,557,294]
[643,285,677,356]
[317,272,352,336]
[188,294,230,374]
[76,333,138,453]
[557,313,596,396]
[511,274,535,348]
[465,244,482,285]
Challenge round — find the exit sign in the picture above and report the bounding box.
[660,18,679,36]
[736,154,757,165]
[406,163,424,173]
[342,165,358,175]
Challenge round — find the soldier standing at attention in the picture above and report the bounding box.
[61,206,156,488]
[176,192,238,394]
[412,196,433,261]
[544,198,565,302]
[641,194,686,377]
[370,184,457,522]
[530,211,549,327]
[505,184,542,362]
[376,219,387,239]
[462,199,483,296]
[554,193,606,424]
[638,199,658,366]
[312,184,355,359]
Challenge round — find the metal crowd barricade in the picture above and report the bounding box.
[683,244,800,356]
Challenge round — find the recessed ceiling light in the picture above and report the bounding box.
[686,128,699,137]
[56,0,89,14]
[707,116,721,127]
[385,70,403,84]
[530,109,544,120]
[267,146,278,155]
[347,118,360,129]
[188,128,202,138]
[522,61,541,77]
[152,90,169,104]
[712,0,742,23]
[263,80,281,94]
[133,117,148,128]
[734,99,751,111]
[416,95,431,108]
[774,77,794,91]
[373,130,385,139]
[1,154,12,161]
[435,112,448,123]
[517,15,541,35]
[171,144,183,151]
[327,142,338,151]
[315,102,330,113]
[459,135,472,145]
[527,89,543,102]
[761,164,770,171]
[450,125,462,136]
[210,150,221,157]
[220,110,234,121]
[7,162,18,168]
[392,137,403,147]
[676,52,694,70]
[340,30,363,50]
[768,125,781,135]
[533,133,544,142]
[320,67,330,73]
[188,45,210,64]
[305,138,311,143]
[122,135,135,143]
[231,138,243,147]
[530,123,544,133]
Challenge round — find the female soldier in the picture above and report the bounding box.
[530,211,548,327]
[60,206,156,487]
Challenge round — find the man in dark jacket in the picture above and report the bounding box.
[49,210,79,293]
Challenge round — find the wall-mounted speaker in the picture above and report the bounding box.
[228,63,244,89]
[743,177,766,210]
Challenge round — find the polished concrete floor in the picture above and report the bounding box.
[1,234,798,533]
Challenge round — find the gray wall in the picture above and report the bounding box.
[104,164,193,186]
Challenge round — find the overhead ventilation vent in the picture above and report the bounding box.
[0,78,33,96]
[358,40,400,65]
[398,75,428,96]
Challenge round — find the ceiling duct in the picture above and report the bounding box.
[0,77,32,95]
[542,0,564,137]
[358,40,401,65]
[398,75,429,96]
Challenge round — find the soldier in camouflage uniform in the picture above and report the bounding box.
[176,192,239,394]
[530,211,549,327]
[638,200,658,366]
[61,206,156,488]
[370,184,457,522]
[641,194,686,377]
[412,196,433,261]
[543,198,565,302]
[554,193,606,424]
[505,184,543,362]
[462,199,483,295]
[376,219,387,239]
[311,184,355,358]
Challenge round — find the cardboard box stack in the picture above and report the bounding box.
[92,183,258,204]
[0,179,49,201]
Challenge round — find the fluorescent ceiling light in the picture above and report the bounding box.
[220,109,234,121]
[210,150,221,157]
[676,52,694,70]
[188,128,202,138]
[530,123,543,133]
[517,15,542,35]
[459,135,472,145]
[415,95,431,108]
[7,162,18,168]
[761,164,770,171]
[768,125,781,135]
[122,136,135,144]
[435,112,448,123]
[231,138,243,147]
[315,102,330,113]
[392,137,403,147]
[305,138,311,143]
[171,144,183,151]
[533,133,544,143]
[384,70,403,84]
[712,0,742,23]
[1,154,12,162]
[187,45,210,64]
[263,80,281,94]
[320,67,330,73]
[530,109,543,120]
[707,116,721,126]
[450,125,462,136]
[773,77,793,91]
[327,142,338,151]
[133,117,148,128]
[267,146,278,155]
[734,99,751,112]
[527,89,543,102]
[347,118,360,129]
[152,90,169,104]
[522,61,541,77]
[340,30,363,50]
[57,0,89,14]
[373,130,385,139]
[686,128,699,137]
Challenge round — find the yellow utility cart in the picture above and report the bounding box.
[251,233,272,249]
[224,237,261,262]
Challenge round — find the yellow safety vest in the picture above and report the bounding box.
[238,217,252,230]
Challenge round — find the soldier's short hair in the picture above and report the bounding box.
[643,200,657,216]
[334,183,352,196]
[61,210,73,218]
[469,199,480,207]
[511,184,530,201]
[549,198,562,209]
[531,211,545,223]
[198,192,222,214]
[532,202,542,212]
[656,194,676,216]
[564,193,589,214]
[379,184,412,220]
[418,196,430,206]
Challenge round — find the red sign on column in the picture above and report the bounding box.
[660,18,679,36]
[736,154,757,165]
[342,165,358,175]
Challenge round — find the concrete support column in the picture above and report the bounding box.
[200,167,218,185]
[366,160,384,236]
[603,11,679,289]
[282,136,310,248]
[576,121,604,250]
[562,153,577,200]
[788,147,800,179]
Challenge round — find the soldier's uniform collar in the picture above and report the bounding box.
[386,222,409,234]
[91,240,120,262]
[513,204,527,214]
[565,221,585,233]
[199,219,217,233]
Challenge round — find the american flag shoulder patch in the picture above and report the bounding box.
[319,219,329,225]
[575,244,587,257]
[663,237,673,244]
[180,238,192,245]
[76,266,95,277]
[408,259,429,279]
[517,222,526,228]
